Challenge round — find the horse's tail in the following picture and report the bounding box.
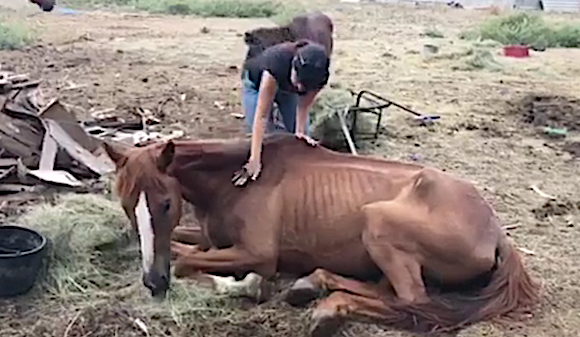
[382,234,540,333]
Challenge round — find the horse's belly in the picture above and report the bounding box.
[277,245,381,280]
[277,215,382,280]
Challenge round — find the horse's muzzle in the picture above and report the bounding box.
[143,271,170,299]
[30,0,55,12]
[41,4,55,12]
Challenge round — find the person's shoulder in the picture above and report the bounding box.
[262,42,296,58]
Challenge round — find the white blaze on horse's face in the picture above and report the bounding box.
[135,191,155,273]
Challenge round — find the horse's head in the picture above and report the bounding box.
[30,0,56,12]
[244,31,266,60]
[243,26,295,59]
[103,141,182,299]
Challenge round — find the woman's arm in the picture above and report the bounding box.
[233,71,277,186]
[249,71,277,164]
[295,89,320,136]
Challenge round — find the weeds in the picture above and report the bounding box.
[0,20,35,50]
[423,28,444,39]
[462,12,580,49]
[62,0,290,18]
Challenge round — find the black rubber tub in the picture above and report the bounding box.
[0,225,47,298]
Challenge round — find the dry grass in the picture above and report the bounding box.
[0,17,35,50]
[463,12,580,49]
[309,88,378,152]
[0,193,275,337]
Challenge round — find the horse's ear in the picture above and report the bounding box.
[102,141,128,169]
[295,39,310,48]
[244,31,257,45]
[157,141,175,172]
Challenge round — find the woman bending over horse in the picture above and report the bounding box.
[233,40,331,185]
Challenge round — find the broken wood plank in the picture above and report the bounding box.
[0,158,17,168]
[82,119,145,130]
[0,184,37,193]
[39,129,57,171]
[5,87,41,115]
[39,99,100,152]
[0,192,41,204]
[26,169,84,187]
[0,107,44,166]
[45,119,114,176]
[0,167,15,181]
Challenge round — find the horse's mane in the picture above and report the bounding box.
[171,133,311,170]
[115,133,309,198]
[115,144,167,199]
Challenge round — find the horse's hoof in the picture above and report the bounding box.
[284,278,325,307]
[243,273,273,303]
[310,309,343,337]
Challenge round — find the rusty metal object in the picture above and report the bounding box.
[346,89,441,142]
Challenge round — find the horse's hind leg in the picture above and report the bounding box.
[361,202,428,304]
[309,291,399,337]
[285,268,389,306]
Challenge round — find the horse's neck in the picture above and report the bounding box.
[170,143,247,211]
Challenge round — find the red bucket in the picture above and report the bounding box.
[504,45,530,58]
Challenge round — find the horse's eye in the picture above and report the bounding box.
[161,199,171,213]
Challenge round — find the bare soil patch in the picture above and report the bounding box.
[516,94,580,131]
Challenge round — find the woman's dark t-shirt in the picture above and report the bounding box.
[242,42,301,94]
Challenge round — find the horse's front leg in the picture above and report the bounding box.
[172,245,276,302]
[173,244,277,279]
[171,226,211,250]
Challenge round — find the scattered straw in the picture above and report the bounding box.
[310,88,375,151]
[1,193,310,337]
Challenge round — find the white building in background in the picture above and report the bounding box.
[366,0,580,11]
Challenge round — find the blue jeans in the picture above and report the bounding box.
[241,71,309,135]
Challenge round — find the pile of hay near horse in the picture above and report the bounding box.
[309,88,376,152]
[0,193,313,337]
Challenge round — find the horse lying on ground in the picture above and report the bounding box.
[29,0,55,11]
[103,134,539,336]
[244,11,334,60]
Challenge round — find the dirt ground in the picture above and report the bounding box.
[1,0,580,336]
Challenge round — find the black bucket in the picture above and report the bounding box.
[0,225,48,298]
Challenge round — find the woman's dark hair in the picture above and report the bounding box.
[292,40,330,92]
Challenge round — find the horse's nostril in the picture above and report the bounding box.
[143,272,170,296]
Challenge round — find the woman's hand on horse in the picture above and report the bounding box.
[295,133,318,147]
[232,157,262,186]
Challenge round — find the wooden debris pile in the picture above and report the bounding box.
[0,70,190,212]
[0,71,118,202]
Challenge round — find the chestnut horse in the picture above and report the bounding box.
[29,0,55,11]
[244,11,333,60]
[103,134,539,336]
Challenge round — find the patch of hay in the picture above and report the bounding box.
[19,193,130,301]
[310,88,375,152]
[452,48,503,72]
[1,193,244,337]
[1,193,313,337]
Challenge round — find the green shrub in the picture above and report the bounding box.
[463,12,580,50]
[0,20,35,50]
[63,0,286,18]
